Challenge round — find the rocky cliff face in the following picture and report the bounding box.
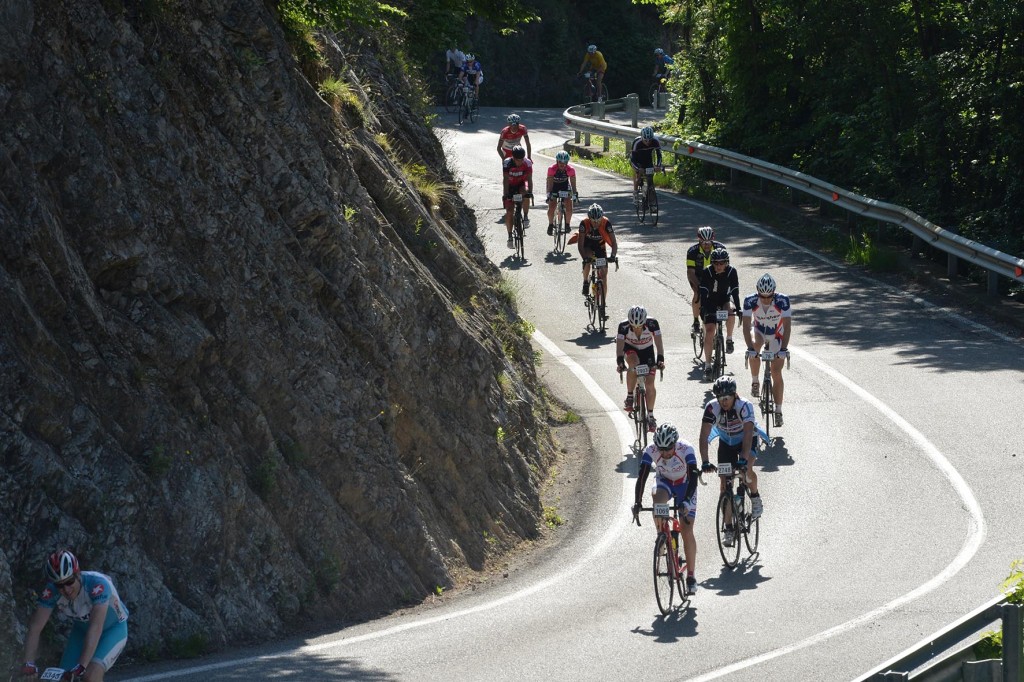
[0,0,549,662]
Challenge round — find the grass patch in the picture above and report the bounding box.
[168,632,209,659]
[543,506,565,528]
[318,76,365,126]
[495,426,507,444]
[561,410,581,424]
[845,232,900,272]
[401,162,451,207]
[974,559,1024,659]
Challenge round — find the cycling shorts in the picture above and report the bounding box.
[652,479,697,520]
[715,440,758,466]
[61,620,127,672]
[624,345,656,368]
[503,187,530,208]
[753,331,784,355]
[549,180,571,195]
[700,306,731,324]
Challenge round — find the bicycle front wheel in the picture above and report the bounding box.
[635,388,648,448]
[468,95,478,122]
[648,185,659,226]
[554,201,566,253]
[760,378,773,440]
[635,182,647,224]
[744,507,760,555]
[514,213,525,260]
[597,282,606,333]
[713,333,726,379]
[692,324,704,362]
[444,83,459,113]
[653,532,676,615]
[716,492,741,568]
[599,83,609,101]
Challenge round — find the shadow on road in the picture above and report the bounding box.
[631,606,700,642]
[758,436,794,471]
[114,652,396,681]
[499,254,533,270]
[705,562,770,596]
[566,331,615,350]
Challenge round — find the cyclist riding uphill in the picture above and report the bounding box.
[616,304,666,433]
[576,44,607,101]
[497,113,532,162]
[633,423,718,595]
[459,53,483,98]
[686,226,727,334]
[698,377,768,543]
[652,47,674,80]
[630,127,663,201]
[574,203,617,302]
[742,273,793,426]
[445,44,465,74]
[545,151,578,236]
[502,145,533,248]
[16,549,129,682]
[697,247,741,380]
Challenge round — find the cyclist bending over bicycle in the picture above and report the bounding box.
[686,226,727,334]
[497,113,532,162]
[699,377,768,543]
[652,47,674,81]
[16,549,129,682]
[742,273,793,426]
[630,127,663,200]
[616,304,665,433]
[577,203,617,302]
[546,151,578,235]
[459,53,483,99]
[502,145,533,249]
[633,423,718,595]
[697,247,741,380]
[576,44,607,101]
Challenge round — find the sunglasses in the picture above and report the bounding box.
[55,577,76,589]
[758,293,774,299]
[657,446,674,452]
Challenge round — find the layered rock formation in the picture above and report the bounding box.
[0,0,549,661]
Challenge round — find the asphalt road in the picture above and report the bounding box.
[113,108,1024,682]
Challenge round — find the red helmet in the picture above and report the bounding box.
[45,549,79,583]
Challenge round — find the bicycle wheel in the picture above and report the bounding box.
[444,82,459,113]
[599,83,609,101]
[458,94,467,124]
[713,332,726,379]
[556,201,567,253]
[744,502,760,555]
[514,211,525,260]
[716,491,741,568]
[468,94,478,123]
[653,532,675,615]
[692,323,704,362]
[637,389,649,447]
[635,181,647,224]
[760,378,773,440]
[648,185,659,226]
[597,283,606,333]
[586,279,598,330]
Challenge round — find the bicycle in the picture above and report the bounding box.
[691,315,705,365]
[636,500,697,614]
[620,362,660,449]
[715,459,759,568]
[550,190,574,254]
[457,83,478,125]
[634,166,660,226]
[583,256,617,333]
[580,71,609,103]
[510,192,531,261]
[708,308,731,380]
[443,73,460,113]
[745,346,791,439]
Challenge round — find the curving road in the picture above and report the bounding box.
[114,108,1024,682]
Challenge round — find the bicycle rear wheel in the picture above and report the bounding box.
[716,492,741,568]
[635,181,646,223]
[648,185,659,226]
[692,324,704,362]
[744,505,760,555]
[760,378,773,440]
[444,82,459,113]
[713,332,726,379]
[514,214,525,260]
[653,532,675,615]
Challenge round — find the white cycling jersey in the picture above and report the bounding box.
[743,292,792,344]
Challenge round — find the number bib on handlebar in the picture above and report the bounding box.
[594,257,607,269]
[634,364,650,377]
[761,350,776,361]
[716,463,733,476]
[716,309,729,322]
[512,194,523,203]
[41,670,66,681]
[645,167,655,175]
[557,190,570,198]
[653,502,671,518]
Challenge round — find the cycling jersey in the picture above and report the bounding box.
[446,49,465,70]
[499,125,528,154]
[578,217,614,253]
[655,54,675,70]
[38,571,129,630]
[702,397,759,447]
[743,292,792,344]
[685,240,726,271]
[630,137,663,168]
[698,265,741,313]
[503,157,533,187]
[616,318,661,351]
[547,162,576,189]
[461,60,483,85]
[582,51,607,72]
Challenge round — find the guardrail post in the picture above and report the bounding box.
[603,136,610,152]
[575,130,581,144]
[1002,603,1023,682]
[987,270,1000,297]
[624,93,639,127]
[584,132,591,146]
[729,168,738,186]
[947,253,958,279]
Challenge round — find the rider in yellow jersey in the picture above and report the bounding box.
[576,45,607,101]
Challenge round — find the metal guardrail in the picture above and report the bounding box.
[854,596,1022,681]
[563,97,1024,295]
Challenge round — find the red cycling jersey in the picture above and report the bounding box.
[503,157,533,186]
[499,125,528,156]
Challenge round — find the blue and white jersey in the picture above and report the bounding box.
[702,397,766,446]
[640,440,697,484]
[38,571,129,630]
[743,292,792,341]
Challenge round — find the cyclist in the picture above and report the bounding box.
[632,423,718,595]
[502,145,533,248]
[652,47,674,81]
[630,126,663,202]
[616,304,665,432]
[497,114,532,162]
[686,226,727,334]
[545,151,578,236]
[16,549,129,682]
[459,53,483,99]
[576,203,617,307]
[743,273,793,427]
[698,377,767,546]
[445,44,465,74]
[697,247,741,380]
[576,44,607,101]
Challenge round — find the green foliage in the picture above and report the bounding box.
[401,162,450,207]
[543,506,564,528]
[144,445,173,478]
[278,0,406,31]
[973,560,1024,659]
[844,233,900,272]
[561,410,580,424]
[167,632,209,659]
[495,426,506,443]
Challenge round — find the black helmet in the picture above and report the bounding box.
[511,145,526,159]
[712,376,737,398]
[710,247,730,263]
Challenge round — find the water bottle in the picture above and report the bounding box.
[733,490,743,510]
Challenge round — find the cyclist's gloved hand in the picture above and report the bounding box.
[746,348,757,358]
[19,663,38,677]
[778,348,789,359]
[701,461,717,474]
[736,458,748,469]
[63,664,87,680]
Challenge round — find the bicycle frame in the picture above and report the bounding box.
[715,461,759,568]
[511,193,527,260]
[710,308,729,379]
[552,190,571,254]
[746,347,791,437]
[640,502,689,614]
[584,256,614,333]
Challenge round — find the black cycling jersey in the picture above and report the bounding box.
[685,240,726,271]
[698,265,741,312]
[630,137,663,168]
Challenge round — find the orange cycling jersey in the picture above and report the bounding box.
[577,217,614,249]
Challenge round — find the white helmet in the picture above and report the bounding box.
[45,549,79,583]
[756,273,776,296]
[653,423,678,449]
[627,305,648,327]
[555,151,570,163]
[507,113,520,124]
[587,45,597,54]
[654,48,664,55]
[465,53,475,61]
